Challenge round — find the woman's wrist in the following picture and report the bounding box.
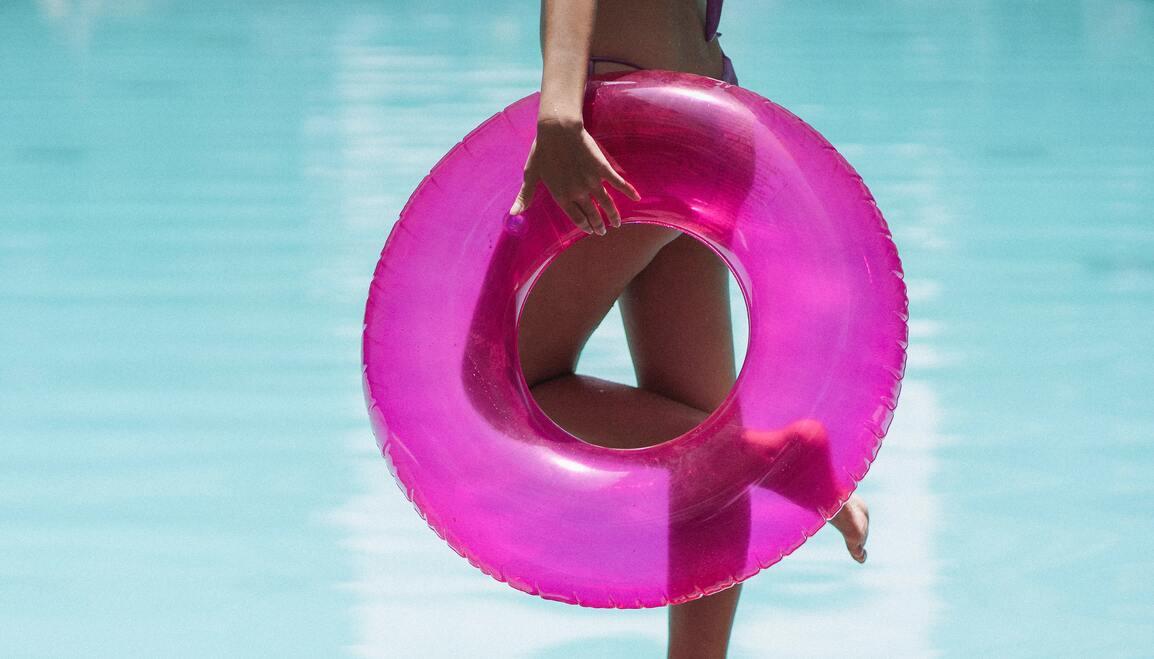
[537,58,587,129]
[537,111,583,132]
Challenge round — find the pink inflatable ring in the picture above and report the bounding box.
[362,70,907,608]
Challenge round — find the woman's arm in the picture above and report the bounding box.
[537,0,596,129]
[509,0,640,236]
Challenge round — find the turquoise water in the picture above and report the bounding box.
[2,1,1151,656]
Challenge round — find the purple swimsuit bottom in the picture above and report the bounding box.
[587,51,738,86]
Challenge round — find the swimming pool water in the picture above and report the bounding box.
[1,1,1151,656]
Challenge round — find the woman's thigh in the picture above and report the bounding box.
[618,232,750,597]
[517,223,682,388]
[618,232,737,414]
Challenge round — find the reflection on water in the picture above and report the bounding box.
[2,0,1151,656]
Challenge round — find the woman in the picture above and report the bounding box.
[509,1,871,656]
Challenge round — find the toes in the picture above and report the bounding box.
[847,540,866,563]
[830,496,870,563]
[847,541,866,563]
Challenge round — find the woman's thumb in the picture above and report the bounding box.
[509,171,538,216]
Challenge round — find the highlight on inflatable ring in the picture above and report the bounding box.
[362,70,907,608]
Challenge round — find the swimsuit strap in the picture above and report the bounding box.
[589,53,738,87]
[588,56,645,69]
[587,56,645,78]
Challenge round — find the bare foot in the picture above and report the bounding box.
[742,420,871,562]
[829,495,869,563]
[742,418,828,454]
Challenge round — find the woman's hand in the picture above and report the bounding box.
[508,118,641,236]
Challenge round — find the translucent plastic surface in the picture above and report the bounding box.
[362,70,908,608]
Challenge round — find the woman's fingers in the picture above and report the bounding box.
[589,132,641,202]
[509,140,539,216]
[591,185,622,228]
[509,175,537,216]
[601,165,642,202]
[575,197,606,235]
[535,180,629,236]
[564,200,596,235]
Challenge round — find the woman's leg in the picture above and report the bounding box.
[619,231,873,658]
[518,223,681,389]
[528,372,708,450]
[618,232,744,659]
[520,227,745,657]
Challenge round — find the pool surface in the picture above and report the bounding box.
[1,1,1151,656]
